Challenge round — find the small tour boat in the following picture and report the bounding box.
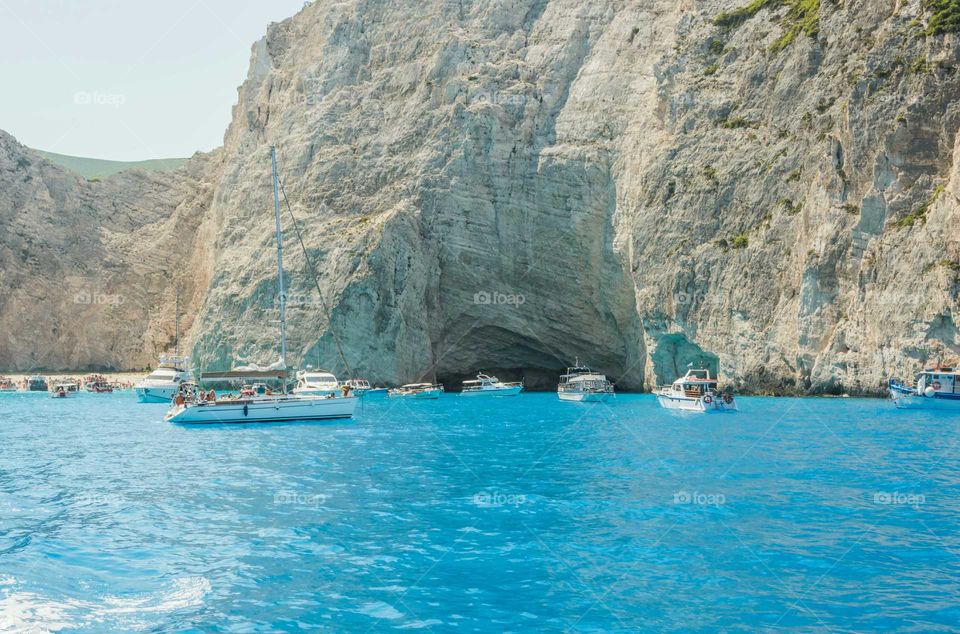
[389,383,444,399]
[49,383,74,398]
[165,147,357,425]
[342,378,372,397]
[557,362,614,402]
[292,368,341,397]
[84,374,114,393]
[889,362,960,410]
[0,377,18,391]
[26,375,48,392]
[656,368,737,412]
[365,387,389,398]
[461,373,523,396]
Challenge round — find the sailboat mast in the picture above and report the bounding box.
[271,146,288,387]
[174,286,181,358]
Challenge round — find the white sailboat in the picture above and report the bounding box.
[165,147,357,425]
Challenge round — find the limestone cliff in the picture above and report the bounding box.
[0,132,216,371]
[186,0,959,393]
[4,0,960,394]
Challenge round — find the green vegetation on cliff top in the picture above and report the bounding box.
[714,0,820,52]
[923,0,960,35]
[35,149,188,180]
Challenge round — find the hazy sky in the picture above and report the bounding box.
[0,0,305,160]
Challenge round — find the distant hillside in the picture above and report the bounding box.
[34,149,189,180]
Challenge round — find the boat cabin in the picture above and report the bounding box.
[464,374,498,387]
[670,369,720,397]
[917,366,958,394]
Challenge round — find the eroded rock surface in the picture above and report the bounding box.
[0,132,216,371]
[4,1,959,393]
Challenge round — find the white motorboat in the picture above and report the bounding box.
[461,373,523,396]
[656,368,737,412]
[293,368,341,397]
[557,361,614,402]
[165,146,356,425]
[388,383,444,399]
[136,289,191,403]
[341,379,373,398]
[889,362,960,410]
[135,354,192,403]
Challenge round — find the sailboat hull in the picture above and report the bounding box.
[165,395,357,424]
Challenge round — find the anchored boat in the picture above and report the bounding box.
[49,383,74,398]
[889,363,960,410]
[292,368,341,397]
[136,290,192,403]
[26,376,48,392]
[342,378,373,397]
[461,373,523,396]
[0,377,17,392]
[164,369,356,424]
[656,368,736,412]
[165,146,356,425]
[389,383,443,399]
[135,355,192,403]
[557,362,614,402]
[83,374,113,393]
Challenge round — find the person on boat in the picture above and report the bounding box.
[174,392,185,407]
[341,384,352,397]
[207,389,216,402]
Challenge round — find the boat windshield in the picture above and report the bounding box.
[147,368,179,380]
[302,373,337,384]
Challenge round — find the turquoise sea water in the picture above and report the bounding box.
[1,390,958,632]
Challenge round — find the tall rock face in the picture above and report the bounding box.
[3,1,958,393]
[0,132,216,371]
[188,0,959,393]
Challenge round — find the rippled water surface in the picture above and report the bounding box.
[1,391,959,632]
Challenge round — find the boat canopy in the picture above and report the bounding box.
[201,370,287,380]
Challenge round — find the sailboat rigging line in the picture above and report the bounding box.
[274,163,354,380]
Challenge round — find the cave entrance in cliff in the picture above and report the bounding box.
[433,325,575,392]
[650,333,718,385]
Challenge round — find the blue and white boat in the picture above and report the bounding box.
[889,363,960,410]
[656,368,737,412]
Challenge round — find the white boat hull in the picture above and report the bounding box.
[389,389,442,399]
[135,384,178,403]
[165,395,357,424]
[461,385,523,397]
[292,387,340,397]
[890,392,960,410]
[558,391,611,402]
[656,393,737,412]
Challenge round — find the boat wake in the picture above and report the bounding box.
[0,576,210,633]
